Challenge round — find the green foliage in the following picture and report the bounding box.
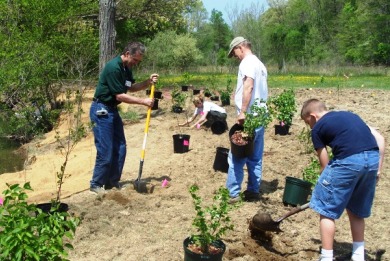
[302,157,321,187]
[54,89,86,202]
[188,185,237,254]
[269,88,296,126]
[297,126,314,154]
[243,99,273,139]
[0,183,79,261]
[182,72,193,85]
[171,86,187,109]
[220,78,233,102]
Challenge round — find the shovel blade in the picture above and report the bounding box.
[250,213,282,232]
[133,179,148,193]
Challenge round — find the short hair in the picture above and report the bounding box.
[300,99,327,119]
[192,94,204,105]
[122,42,146,55]
[240,40,252,50]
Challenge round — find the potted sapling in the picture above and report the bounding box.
[171,85,187,113]
[220,78,233,106]
[183,185,238,261]
[230,99,273,158]
[270,88,296,135]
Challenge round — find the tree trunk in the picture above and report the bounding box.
[99,0,116,72]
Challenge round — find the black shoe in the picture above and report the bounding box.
[243,190,260,202]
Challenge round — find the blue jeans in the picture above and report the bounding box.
[310,150,379,219]
[226,127,264,198]
[90,101,127,188]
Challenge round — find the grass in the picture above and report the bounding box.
[135,65,389,91]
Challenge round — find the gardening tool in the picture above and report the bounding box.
[250,203,310,232]
[134,83,155,193]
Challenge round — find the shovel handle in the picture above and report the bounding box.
[276,202,310,222]
[140,84,155,160]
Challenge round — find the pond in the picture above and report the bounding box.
[0,135,25,175]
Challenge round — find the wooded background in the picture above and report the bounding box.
[0,0,389,141]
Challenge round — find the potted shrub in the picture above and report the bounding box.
[171,86,187,113]
[230,99,273,158]
[0,182,80,260]
[181,72,192,91]
[270,88,296,135]
[220,78,233,106]
[184,185,238,261]
[37,88,86,213]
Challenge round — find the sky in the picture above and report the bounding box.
[202,0,269,23]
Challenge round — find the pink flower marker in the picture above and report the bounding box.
[196,124,200,129]
[162,179,168,187]
[0,197,3,205]
[183,140,189,146]
[200,111,204,115]
[280,121,285,127]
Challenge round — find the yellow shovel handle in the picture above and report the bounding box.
[140,84,155,160]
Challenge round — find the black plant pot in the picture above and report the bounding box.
[146,90,162,99]
[172,105,183,113]
[151,99,159,110]
[36,202,69,214]
[210,95,219,101]
[221,98,230,106]
[181,85,189,91]
[173,134,190,153]
[193,89,200,95]
[274,124,290,135]
[229,124,254,158]
[213,147,229,173]
[183,237,226,261]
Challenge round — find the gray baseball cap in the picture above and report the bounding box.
[228,36,247,58]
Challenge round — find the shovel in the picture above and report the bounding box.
[134,84,155,193]
[250,203,310,232]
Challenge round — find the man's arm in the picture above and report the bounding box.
[237,76,254,124]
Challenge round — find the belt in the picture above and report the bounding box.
[93,97,117,108]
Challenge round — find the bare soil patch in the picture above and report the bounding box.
[1,88,389,260]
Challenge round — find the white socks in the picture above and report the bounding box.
[320,248,333,261]
[351,241,365,261]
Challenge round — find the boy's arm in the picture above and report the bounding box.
[369,126,385,179]
[317,147,329,173]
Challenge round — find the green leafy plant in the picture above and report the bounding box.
[298,126,314,154]
[220,78,233,103]
[171,85,187,110]
[182,72,193,86]
[270,88,297,126]
[54,88,86,203]
[0,183,79,260]
[302,157,321,187]
[188,185,237,255]
[243,99,274,139]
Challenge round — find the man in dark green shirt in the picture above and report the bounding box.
[89,42,158,193]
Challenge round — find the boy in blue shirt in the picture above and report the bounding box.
[301,99,385,261]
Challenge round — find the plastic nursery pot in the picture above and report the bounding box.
[229,124,254,158]
[173,134,190,153]
[221,98,230,106]
[211,121,227,135]
[193,89,201,95]
[181,85,189,91]
[172,106,183,113]
[151,99,159,110]
[183,237,226,261]
[282,176,312,206]
[210,95,219,101]
[213,147,229,173]
[36,202,69,214]
[146,90,162,99]
[275,124,290,135]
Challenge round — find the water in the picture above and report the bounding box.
[0,136,25,174]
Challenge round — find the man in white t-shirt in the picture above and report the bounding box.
[226,36,268,203]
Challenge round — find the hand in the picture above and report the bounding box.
[236,112,245,125]
[143,98,154,107]
[149,73,159,84]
